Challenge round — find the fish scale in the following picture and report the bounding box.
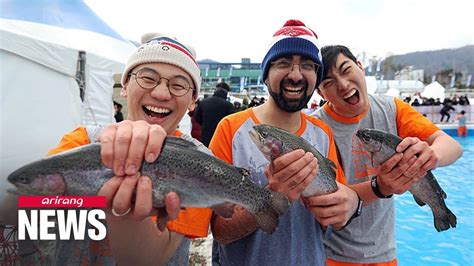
[8,136,290,234]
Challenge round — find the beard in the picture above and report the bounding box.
[268,78,313,113]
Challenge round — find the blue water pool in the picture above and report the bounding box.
[396,136,474,265]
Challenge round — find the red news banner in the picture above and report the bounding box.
[17,196,107,240]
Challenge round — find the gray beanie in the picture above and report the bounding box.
[121,33,201,95]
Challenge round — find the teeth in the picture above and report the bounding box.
[145,105,170,114]
[284,87,303,94]
[343,89,357,99]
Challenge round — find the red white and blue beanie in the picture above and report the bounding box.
[121,33,201,95]
[261,19,323,87]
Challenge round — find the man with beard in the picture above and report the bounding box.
[208,20,360,265]
[314,45,462,265]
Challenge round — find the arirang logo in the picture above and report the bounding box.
[17,196,107,240]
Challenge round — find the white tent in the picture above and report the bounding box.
[365,76,377,95]
[421,81,446,101]
[385,87,401,97]
[0,1,136,199]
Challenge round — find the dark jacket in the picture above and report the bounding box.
[194,88,234,147]
[114,112,124,122]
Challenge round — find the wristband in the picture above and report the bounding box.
[371,176,393,198]
[342,193,363,228]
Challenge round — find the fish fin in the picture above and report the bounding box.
[370,153,375,168]
[254,210,279,234]
[155,207,169,232]
[165,136,198,149]
[323,157,337,170]
[412,194,426,207]
[211,203,236,219]
[426,171,448,199]
[270,191,290,216]
[433,205,457,232]
[254,191,290,234]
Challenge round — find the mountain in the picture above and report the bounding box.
[387,45,474,77]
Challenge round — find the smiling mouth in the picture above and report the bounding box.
[283,87,305,95]
[343,89,359,105]
[143,105,171,118]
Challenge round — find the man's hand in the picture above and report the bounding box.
[265,149,318,202]
[375,152,413,196]
[99,120,167,176]
[97,174,181,229]
[396,137,439,179]
[304,183,359,229]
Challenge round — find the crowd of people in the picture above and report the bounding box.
[406,94,470,107]
[400,93,471,126]
[2,19,464,266]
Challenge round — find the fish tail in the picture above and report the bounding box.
[434,205,457,232]
[271,191,290,216]
[254,192,289,234]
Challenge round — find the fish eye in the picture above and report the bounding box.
[261,132,268,138]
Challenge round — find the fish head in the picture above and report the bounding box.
[355,128,385,153]
[7,160,66,195]
[249,125,285,161]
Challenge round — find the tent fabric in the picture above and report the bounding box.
[375,80,425,94]
[0,1,136,197]
[1,0,128,42]
[421,81,446,101]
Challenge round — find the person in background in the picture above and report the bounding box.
[47,33,212,265]
[209,20,359,265]
[193,82,235,147]
[440,101,455,123]
[411,98,420,106]
[241,97,250,109]
[456,110,467,137]
[315,44,463,266]
[248,96,260,107]
[233,101,242,111]
[188,98,202,141]
[113,101,124,122]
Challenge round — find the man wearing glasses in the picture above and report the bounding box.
[46,33,211,265]
[208,20,360,265]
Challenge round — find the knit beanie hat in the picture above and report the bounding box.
[261,19,323,87]
[121,33,201,95]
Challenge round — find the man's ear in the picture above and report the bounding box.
[120,82,128,97]
[356,60,365,73]
[188,96,197,112]
[317,88,326,100]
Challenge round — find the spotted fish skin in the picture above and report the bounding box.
[8,137,290,234]
[249,124,338,197]
[356,128,457,232]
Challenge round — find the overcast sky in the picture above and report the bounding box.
[84,0,473,63]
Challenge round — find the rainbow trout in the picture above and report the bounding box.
[249,124,338,197]
[356,128,457,232]
[8,137,290,234]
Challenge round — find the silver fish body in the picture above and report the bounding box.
[8,137,290,234]
[249,124,338,197]
[356,128,457,232]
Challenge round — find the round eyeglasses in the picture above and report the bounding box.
[129,69,194,97]
[270,59,320,74]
